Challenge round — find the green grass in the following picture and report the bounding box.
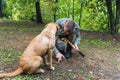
[0,47,22,63]
[80,39,112,49]
[6,75,41,80]
[0,26,44,33]
[0,37,4,41]
[5,71,77,80]
[0,20,45,33]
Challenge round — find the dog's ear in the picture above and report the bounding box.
[55,24,60,31]
[45,24,48,27]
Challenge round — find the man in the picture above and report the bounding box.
[53,18,81,63]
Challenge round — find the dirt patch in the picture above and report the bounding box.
[0,23,120,79]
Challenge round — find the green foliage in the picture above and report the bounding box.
[80,0,108,32]
[1,0,119,32]
[3,0,36,20]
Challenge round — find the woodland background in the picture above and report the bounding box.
[0,0,120,80]
[0,0,120,35]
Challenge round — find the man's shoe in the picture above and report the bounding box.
[64,50,72,58]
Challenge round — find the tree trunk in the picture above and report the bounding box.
[0,0,2,18]
[53,0,58,22]
[35,0,43,23]
[72,0,74,20]
[105,0,115,34]
[79,1,83,26]
[115,0,120,33]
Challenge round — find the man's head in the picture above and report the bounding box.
[64,20,75,35]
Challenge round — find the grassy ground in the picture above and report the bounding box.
[0,20,120,80]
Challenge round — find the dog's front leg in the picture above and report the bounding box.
[48,49,55,70]
[43,55,49,66]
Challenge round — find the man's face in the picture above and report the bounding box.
[64,26,71,35]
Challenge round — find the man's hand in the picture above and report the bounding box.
[56,53,65,63]
[72,44,85,57]
[72,44,79,52]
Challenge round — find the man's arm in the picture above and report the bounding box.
[75,28,81,44]
[74,22,81,44]
[53,46,60,55]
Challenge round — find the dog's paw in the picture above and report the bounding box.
[50,66,55,70]
[41,69,45,73]
[37,68,45,73]
[46,63,50,66]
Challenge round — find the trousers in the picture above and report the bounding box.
[55,33,76,54]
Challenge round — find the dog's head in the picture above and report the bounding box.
[45,23,60,31]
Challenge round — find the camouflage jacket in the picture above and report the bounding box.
[54,18,81,54]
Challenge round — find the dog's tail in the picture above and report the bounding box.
[0,67,23,78]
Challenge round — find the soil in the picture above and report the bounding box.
[0,21,120,80]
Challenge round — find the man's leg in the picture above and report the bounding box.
[56,39,72,58]
[64,43,72,58]
[55,39,67,55]
[65,33,77,58]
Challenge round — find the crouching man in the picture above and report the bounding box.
[54,18,81,63]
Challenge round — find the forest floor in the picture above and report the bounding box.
[0,20,120,80]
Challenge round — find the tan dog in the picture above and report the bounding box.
[0,23,59,78]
